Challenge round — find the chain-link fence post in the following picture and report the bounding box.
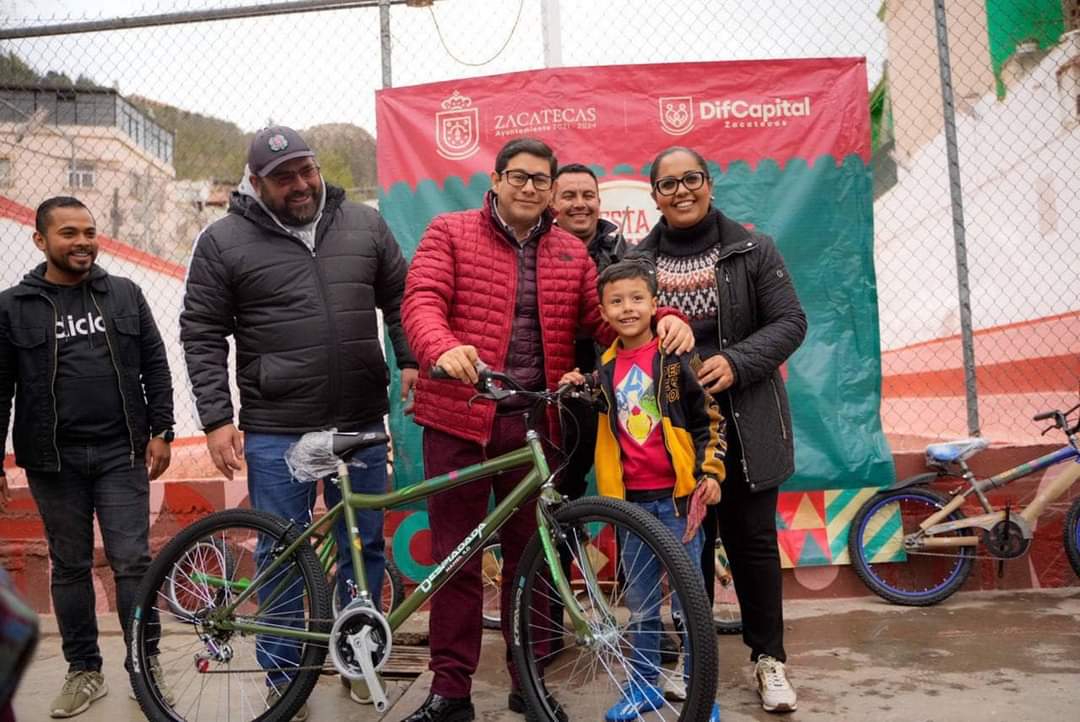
[934,0,980,437]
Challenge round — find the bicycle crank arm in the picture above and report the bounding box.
[351,628,389,712]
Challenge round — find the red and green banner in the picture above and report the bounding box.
[376,59,894,572]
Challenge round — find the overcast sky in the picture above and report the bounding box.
[0,0,887,133]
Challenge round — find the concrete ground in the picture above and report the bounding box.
[12,587,1080,722]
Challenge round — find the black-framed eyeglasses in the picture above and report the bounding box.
[653,170,708,196]
[267,163,321,186]
[500,169,553,191]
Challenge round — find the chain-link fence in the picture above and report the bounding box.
[0,0,1077,486]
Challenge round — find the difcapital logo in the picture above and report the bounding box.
[435,90,480,161]
[658,95,813,134]
[658,96,694,136]
[700,96,812,127]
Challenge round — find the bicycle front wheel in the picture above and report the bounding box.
[511,497,717,722]
[848,487,974,606]
[130,509,331,722]
[1064,496,1080,579]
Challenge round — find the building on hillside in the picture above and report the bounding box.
[0,84,221,263]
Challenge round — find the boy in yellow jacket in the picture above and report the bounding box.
[560,259,725,721]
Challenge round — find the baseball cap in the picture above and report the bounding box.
[247,126,316,177]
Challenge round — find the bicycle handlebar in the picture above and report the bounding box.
[1033,402,1080,438]
[430,362,588,406]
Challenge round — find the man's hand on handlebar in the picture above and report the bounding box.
[434,345,482,384]
[559,368,587,388]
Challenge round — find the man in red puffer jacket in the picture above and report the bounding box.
[401,137,693,722]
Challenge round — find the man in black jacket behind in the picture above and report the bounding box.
[0,196,174,718]
[180,126,416,717]
[550,163,626,500]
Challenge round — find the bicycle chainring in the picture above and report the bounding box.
[328,602,392,678]
[983,520,1030,559]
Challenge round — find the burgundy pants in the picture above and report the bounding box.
[423,415,542,698]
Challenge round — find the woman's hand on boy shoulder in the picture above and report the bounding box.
[657,316,694,355]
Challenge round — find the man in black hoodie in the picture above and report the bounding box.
[0,196,174,718]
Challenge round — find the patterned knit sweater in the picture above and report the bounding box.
[655,209,723,356]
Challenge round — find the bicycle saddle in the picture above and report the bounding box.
[925,437,989,464]
[332,430,389,457]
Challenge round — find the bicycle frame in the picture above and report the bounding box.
[916,444,1080,548]
[210,428,595,644]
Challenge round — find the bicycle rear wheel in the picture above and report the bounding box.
[848,487,974,606]
[1064,496,1080,579]
[130,509,331,722]
[511,497,717,722]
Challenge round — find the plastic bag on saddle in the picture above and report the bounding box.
[284,429,340,484]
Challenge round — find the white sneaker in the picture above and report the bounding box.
[754,655,797,712]
[662,658,687,701]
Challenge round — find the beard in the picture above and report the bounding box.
[48,246,96,276]
[262,183,322,226]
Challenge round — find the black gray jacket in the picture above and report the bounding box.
[573,219,627,373]
[181,183,416,434]
[587,218,626,273]
[629,211,807,490]
[0,265,174,471]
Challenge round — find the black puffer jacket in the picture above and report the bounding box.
[0,265,174,471]
[629,210,807,491]
[181,184,416,434]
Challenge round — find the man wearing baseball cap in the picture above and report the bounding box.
[181,126,417,720]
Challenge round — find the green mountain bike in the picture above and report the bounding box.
[128,367,718,722]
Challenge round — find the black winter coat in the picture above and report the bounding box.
[0,265,174,471]
[629,211,807,490]
[180,184,416,434]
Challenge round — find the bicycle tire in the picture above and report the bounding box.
[1064,496,1080,579]
[712,539,742,635]
[164,537,235,619]
[848,487,975,606]
[481,540,502,630]
[510,497,717,722]
[130,508,331,722]
[330,557,407,617]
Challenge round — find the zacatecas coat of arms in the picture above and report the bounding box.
[435,90,480,161]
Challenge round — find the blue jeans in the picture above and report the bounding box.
[245,425,387,685]
[620,495,703,686]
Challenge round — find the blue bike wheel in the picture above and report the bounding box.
[848,487,974,606]
[1065,497,1080,579]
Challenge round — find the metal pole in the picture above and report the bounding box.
[379,0,392,88]
[540,0,562,68]
[0,0,415,40]
[933,0,980,436]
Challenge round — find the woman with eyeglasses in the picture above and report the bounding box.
[628,145,807,714]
